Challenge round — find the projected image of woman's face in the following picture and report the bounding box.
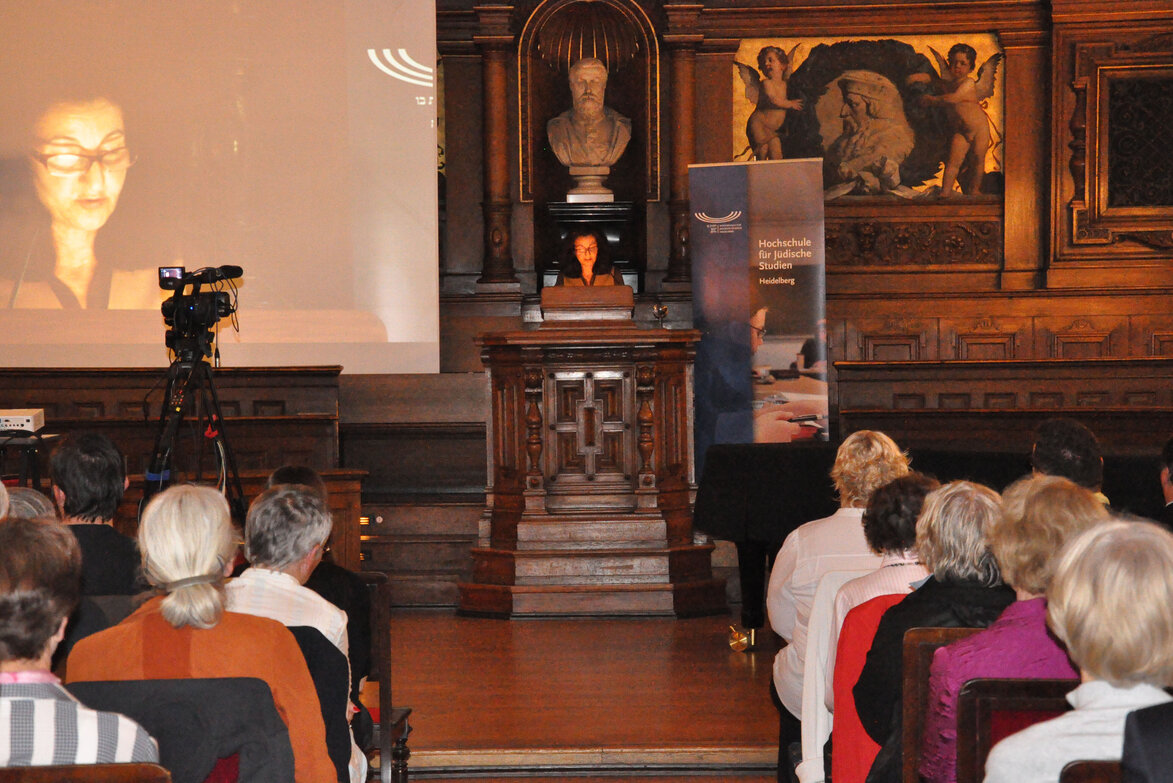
[31,98,129,233]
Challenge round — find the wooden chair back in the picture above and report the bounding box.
[955,677,1078,783]
[359,571,412,783]
[901,626,982,783]
[0,764,172,782]
[66,677,293,783]
[1060,760,1123,783]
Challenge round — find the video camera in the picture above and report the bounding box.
[158,265,242,361]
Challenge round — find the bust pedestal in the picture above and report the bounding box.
[457,288,727,617]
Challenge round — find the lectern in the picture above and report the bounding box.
[458,287,727,617]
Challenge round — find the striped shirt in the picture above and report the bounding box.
[0,678,158,766]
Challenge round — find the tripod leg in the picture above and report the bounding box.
[195,363,247,523]
[143,361,195,510]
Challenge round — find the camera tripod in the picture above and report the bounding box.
[142,351,246,522]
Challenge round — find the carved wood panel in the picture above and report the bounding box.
[547,369,633,496]
[845,318,936,362]
[1052,15,1173,286]
[1036,315,1123,359]
[942,316,1028,361]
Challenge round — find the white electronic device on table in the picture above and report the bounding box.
[0,409,46,433]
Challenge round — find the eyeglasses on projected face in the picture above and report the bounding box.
[32,146,136,177]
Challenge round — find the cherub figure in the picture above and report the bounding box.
[920,43,1002,197]
[735,44,804,160]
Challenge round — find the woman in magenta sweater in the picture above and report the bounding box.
[918,475,1109,783]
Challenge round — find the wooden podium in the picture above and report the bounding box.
[458,287,727,617]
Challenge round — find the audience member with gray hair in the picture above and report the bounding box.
[226,483,365,783]
[65,484,334,781]
[5,486,56,520]
[267,465,373,719]
[853,481,1015,783]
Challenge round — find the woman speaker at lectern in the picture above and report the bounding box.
[555,228,624,287]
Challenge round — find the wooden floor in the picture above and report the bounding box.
[387,609,780,781]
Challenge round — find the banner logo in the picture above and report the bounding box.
[367,48,434,87]
[693,211,742,224]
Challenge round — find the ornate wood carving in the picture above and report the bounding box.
[1065,34,1173,250]
[635,364,655,488]
[462,323,725,617]
[948,317,1020,361]
[1049,318,1113,359]
[826,218,1001,268]
[523,366,544,488]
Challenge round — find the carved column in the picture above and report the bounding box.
[474,5,519,287]
[634,363,658,510]
[663,5,703,285]
[522,364,546,513]
[998,30,1049,291]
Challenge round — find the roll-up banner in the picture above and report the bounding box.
[690,159,828,478]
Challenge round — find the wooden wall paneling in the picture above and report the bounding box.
[1033,314,1125,359]
[339,423,487,502]
[836,357,1173,455]
[1049,11,1173,288]
[941,316,1029,361]
[0,367,341,477]
[845,318,937,362]
[824,202,1003,295]
[693,38,740,179]
[1130,314,1173,357]
[337,371,489,605]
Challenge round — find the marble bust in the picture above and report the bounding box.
[547,58,631,200]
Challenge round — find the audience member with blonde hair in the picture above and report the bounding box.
[854,481,1015,783]
[984,520,1173,782]
[0,518,157,766]
[766,430,911,776]
[65,485,334,782]
[920,475,1109,783]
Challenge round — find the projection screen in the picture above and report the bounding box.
[0,0,439,372]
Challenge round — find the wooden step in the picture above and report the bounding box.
[515,518,667,550]
[457,579,728,617]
